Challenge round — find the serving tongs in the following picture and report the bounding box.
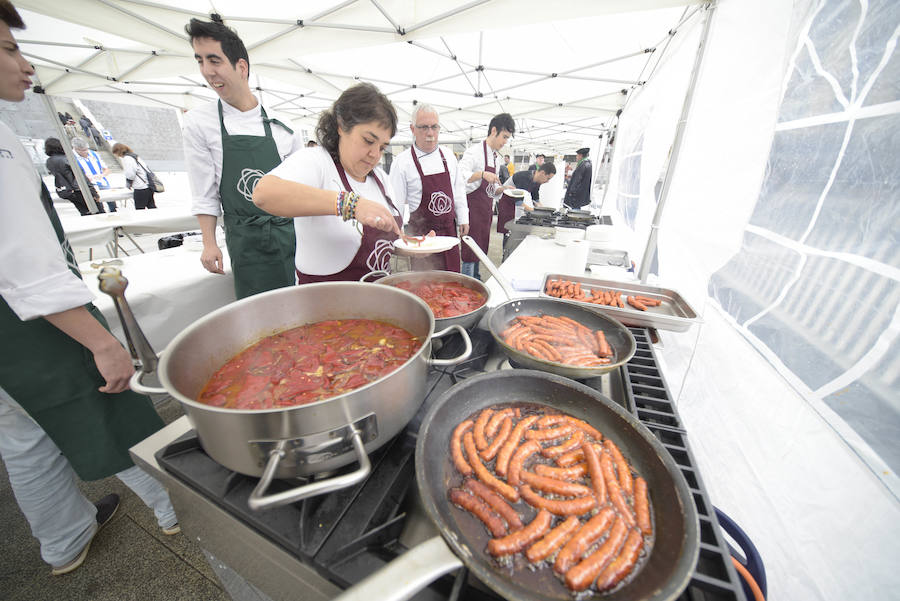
[97,266,159,374]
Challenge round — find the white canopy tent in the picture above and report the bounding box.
[5,1,899,600]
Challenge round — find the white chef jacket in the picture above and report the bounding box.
[182,98,303,218]
[459,139,501,195]
[267,146,398,275]
[388,144,468,225]
[0,123,92,320]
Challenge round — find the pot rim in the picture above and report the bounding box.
[157,281,436,414]
[372,270,490,322]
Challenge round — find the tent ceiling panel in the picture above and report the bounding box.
[14,1,700,151]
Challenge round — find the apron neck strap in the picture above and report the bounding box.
[331,156,402,218]
[218,99,275,138]
[411,146,447,177]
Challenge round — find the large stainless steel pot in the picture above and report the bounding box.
[98,272,471,510]
[361,269,490,330]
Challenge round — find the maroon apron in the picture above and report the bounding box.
[461,141,497,263]
[408,148,460,272]
[296,159,403,284]
[496,193,516,234]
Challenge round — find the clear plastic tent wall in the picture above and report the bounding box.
[604,0,899,599]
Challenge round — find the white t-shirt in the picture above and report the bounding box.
[120,154,148,190]
[458,139,502,196]
[388,144,468,225]
[267,146,398,275]
[182,98,303,217]
[0,122,93,320]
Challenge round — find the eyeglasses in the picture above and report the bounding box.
[414,124,441,131]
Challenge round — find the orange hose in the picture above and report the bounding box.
[731,556,766,601]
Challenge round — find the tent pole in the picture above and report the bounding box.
[32,81,101,214]
[637,1,717,283]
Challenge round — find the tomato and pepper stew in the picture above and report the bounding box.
[393,280,486,318]
[198,319,422,410]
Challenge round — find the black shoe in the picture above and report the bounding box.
[50,493,119,576]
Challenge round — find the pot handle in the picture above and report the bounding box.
[331,536,463,601]
[247,426,371,511]
[359,269,389,282]
[461,235,516,300]
[426,324,472,367]
[130,364,168,395]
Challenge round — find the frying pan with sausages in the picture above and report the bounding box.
[333,370,699,601]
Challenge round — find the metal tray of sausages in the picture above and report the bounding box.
[539,273,700,332]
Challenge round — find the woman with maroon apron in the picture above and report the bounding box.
[252,83,406,282]
[460,141,498,279]
[408,148,461,272]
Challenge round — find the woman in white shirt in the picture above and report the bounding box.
[254,83,403,282]
[111,143,156,210]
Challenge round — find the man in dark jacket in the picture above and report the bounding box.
[563,147,592,209]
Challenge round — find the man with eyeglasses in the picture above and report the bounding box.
[389,104,468,271]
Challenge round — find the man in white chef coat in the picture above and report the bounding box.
[389,104,468,272]
[182,18,303,299]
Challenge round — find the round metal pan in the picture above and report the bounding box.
[419,370,699,601]
[488,297,636,378]
[364,269,490,331]
[333,370,699,601]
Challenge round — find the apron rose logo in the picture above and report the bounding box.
[236,168,265,202]
[367,239,394,271]
[428,190,453,216]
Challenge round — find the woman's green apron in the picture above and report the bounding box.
[218,100,296,299]
[0,185,164,481]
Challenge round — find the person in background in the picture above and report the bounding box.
[498,154,511,183]
[71,136,116,212]
[44,137,101,216]
[389,103,468,272]
[458,112,515,279]
[56,111,67,125]
[0,1,179,577]
[253,83,402,282]
[500,162,557,238]
[111,143,157,210]
[564,147,592,209]
[528,153,545,172]
[182,18,303,299]
[306,140,318,147]
[78,114,92,138]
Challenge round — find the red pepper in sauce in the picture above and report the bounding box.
[393,281,486,318]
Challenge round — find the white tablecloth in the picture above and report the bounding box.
[82,245,236,350]
[61,207,201,248]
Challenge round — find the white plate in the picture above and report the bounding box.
[393,235,460,255]
[504,188,527,198]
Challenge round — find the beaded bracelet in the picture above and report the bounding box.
[342,191,359,222]
[335,190,346,217]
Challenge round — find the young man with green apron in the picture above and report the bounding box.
[0,5,177,576]
[183,18,302,299]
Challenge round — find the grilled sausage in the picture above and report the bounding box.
[563,416,603,441]
[450,419,474,476]
[485,408,515,438]
[486,509,552,557]
[605,439,634,496]
[553,506,615,574]
[495,415,539,477]
[581,439,607,505]
[508,439,542,487]
[534,462,587,481]
[541,429,585,459]
[525,515,581,563]
[594,527,644,591]
[474,409,494,451]
[463,431,519,503]
[519,470,593,497]
[564,518,628,591]
[463,478,523,531]
[601,449,636,527]
[633,477,652,535]
[448,488,507,538]
[519,485,596,516]
[525,424,576,441]
[480,415,513,461]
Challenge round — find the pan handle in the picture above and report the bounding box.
[247,427,371,511]
[332,536,463,601]
[359,269,389,282]
[461,235,516,300]
[130,364,167,395]
[426,324,472,367]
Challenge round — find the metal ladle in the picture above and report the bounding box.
[97,266,159,374]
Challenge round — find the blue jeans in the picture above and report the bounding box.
[461,261,480,280]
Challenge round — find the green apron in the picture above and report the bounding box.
[0,184,164,481]
[218,100,297,299]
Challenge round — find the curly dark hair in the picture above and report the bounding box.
[316,83,397,163]
[44,137,64,156]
